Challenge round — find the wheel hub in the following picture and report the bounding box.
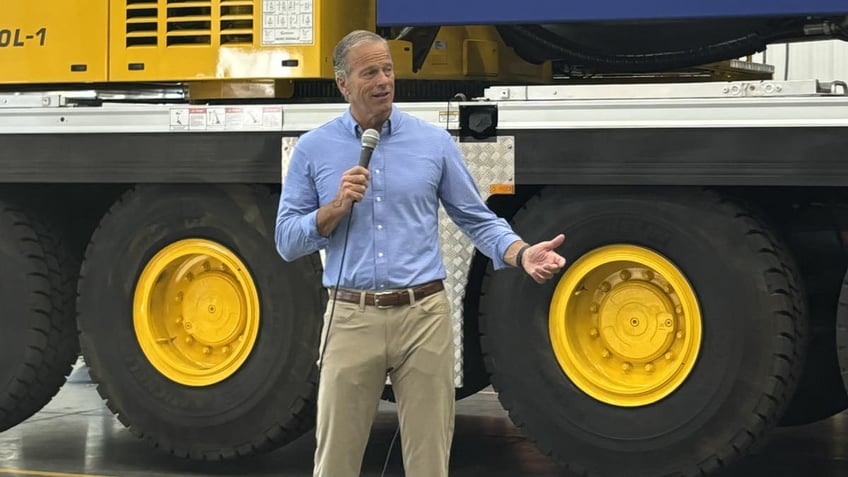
[134,239,260,386]
[549,245,702,406]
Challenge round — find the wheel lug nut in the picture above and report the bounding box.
[184,272,194,282]
[600,282,611,292]
[675,305,683,314]
[590,303,599,313]
[601,349,611,358]
[665,352,673,360]
[643,270,654,280]
[620,270,631,280]
[589,328,599,337]
[222,346,230,354]
[203,346,211,355]
[645,364,654,372]
[676,331,684,339]
[202,261,210,271]
[185,336,193,344]
[622,362,631,372]
[175,292,183,302]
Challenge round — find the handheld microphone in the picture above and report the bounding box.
[359,128,381,168]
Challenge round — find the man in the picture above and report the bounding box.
[275,29,566,477]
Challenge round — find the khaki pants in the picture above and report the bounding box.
[313,289,455,477]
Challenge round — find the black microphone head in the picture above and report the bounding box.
[361,128,380,149]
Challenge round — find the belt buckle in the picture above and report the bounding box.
[373,291,395,309]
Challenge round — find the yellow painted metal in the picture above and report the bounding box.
[549,245,702,407]
[0,0,108,84]
[133,239,260,386]
[109,0,374,82]
[396,26,551,84]
[188,79,294,99]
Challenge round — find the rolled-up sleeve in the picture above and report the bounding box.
[275,142,329,261]
[437,132,521,270]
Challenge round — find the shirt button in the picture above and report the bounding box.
[375,169,381,174]
[380,284,385,288]
[377,225,383,230]
[378,252,384,257]
[376,196,382,202]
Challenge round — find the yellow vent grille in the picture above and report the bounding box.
[126,0,158,47]
[220,0,254,45]
[124,0,254,48]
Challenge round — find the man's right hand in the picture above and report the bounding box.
[316,166,370,237]
[332,165,371,211]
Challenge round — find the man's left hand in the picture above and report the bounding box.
[523,234,567,284]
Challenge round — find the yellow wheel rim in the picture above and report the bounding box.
[134,239,260,387]
[549,245,702,406]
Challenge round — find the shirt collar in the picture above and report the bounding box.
[342,104,400,140]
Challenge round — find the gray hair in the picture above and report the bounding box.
[333,30,388,80]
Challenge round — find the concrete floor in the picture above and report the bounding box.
[2,363,848,477]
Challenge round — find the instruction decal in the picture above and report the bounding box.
[169,106,284,131]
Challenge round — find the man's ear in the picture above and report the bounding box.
[335,76,348,99]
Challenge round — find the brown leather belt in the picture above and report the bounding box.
[331,280,444,308]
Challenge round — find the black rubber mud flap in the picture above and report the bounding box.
[479,187,806,476]
[76,184,325,460]
[0,201,79,432]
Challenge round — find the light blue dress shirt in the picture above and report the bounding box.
[275,105,521,290]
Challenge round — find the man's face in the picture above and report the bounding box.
[337,41,394,124]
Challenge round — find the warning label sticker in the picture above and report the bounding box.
[169,106,284,131]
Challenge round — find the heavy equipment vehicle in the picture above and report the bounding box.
[2,0,848,475]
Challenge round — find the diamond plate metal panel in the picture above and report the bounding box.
[279,135,516,387]
[442,136,515,386]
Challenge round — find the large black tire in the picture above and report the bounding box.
[835,269,848,402]
[0,201,79,432]
[76,184,325,460]
[479,187,806,477]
